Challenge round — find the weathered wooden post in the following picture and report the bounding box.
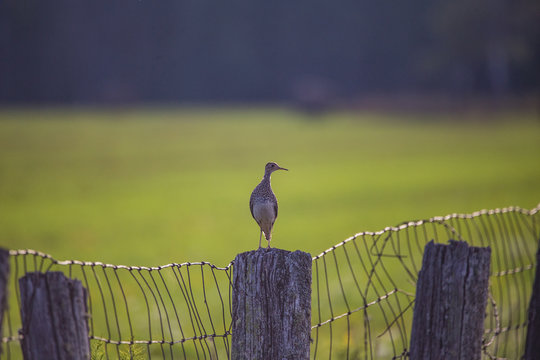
[524,240,540,360]
[19,272,90,360]
[409,240,491,360]
[0,249,10,356]
[231,248,311,360]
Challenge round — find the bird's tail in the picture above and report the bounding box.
[264,231,271,241]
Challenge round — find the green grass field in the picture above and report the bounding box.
[1,107,539,267]
[1,107,540,358]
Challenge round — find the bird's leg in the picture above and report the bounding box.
[259,229,262,249]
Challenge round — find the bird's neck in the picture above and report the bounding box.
[262,173,272,184]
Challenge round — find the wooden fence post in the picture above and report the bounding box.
[0,249,9,357]
[524,240,540,359]
[231,248,312,360]
[19,272,90,360]
[409,240,491,360]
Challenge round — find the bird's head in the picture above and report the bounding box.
[265,162,288,174]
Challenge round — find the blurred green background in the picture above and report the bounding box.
[1,108,539,266]
[2,0,540,358]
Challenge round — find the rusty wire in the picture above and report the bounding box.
[2,251,234,359]
[311,204,540,359]
[1,204,539,359]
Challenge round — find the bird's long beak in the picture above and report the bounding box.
[279,166,288,171]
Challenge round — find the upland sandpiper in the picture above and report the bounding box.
[249,162,288,248]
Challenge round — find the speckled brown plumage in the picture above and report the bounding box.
[250,162,288,248]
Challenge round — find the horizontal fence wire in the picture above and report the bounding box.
[1,203,539,359]
[311,204,540,359]
[2,252,234,360]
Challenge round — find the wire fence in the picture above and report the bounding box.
[3,253,234,359]
[2,204,539,359]
[311,204,540,359]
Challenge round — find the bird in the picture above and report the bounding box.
[249,162,288,248]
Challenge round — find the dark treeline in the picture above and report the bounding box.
[0,0,538,104]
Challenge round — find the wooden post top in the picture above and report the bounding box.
[231,247,312,360]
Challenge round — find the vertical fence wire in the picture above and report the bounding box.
[1,204,539,359]
[311,205,540,359]
[2,253,233,359]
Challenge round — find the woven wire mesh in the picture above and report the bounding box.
[2,252,233,359]
[1,204,539,359]
[311,205,540,359]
